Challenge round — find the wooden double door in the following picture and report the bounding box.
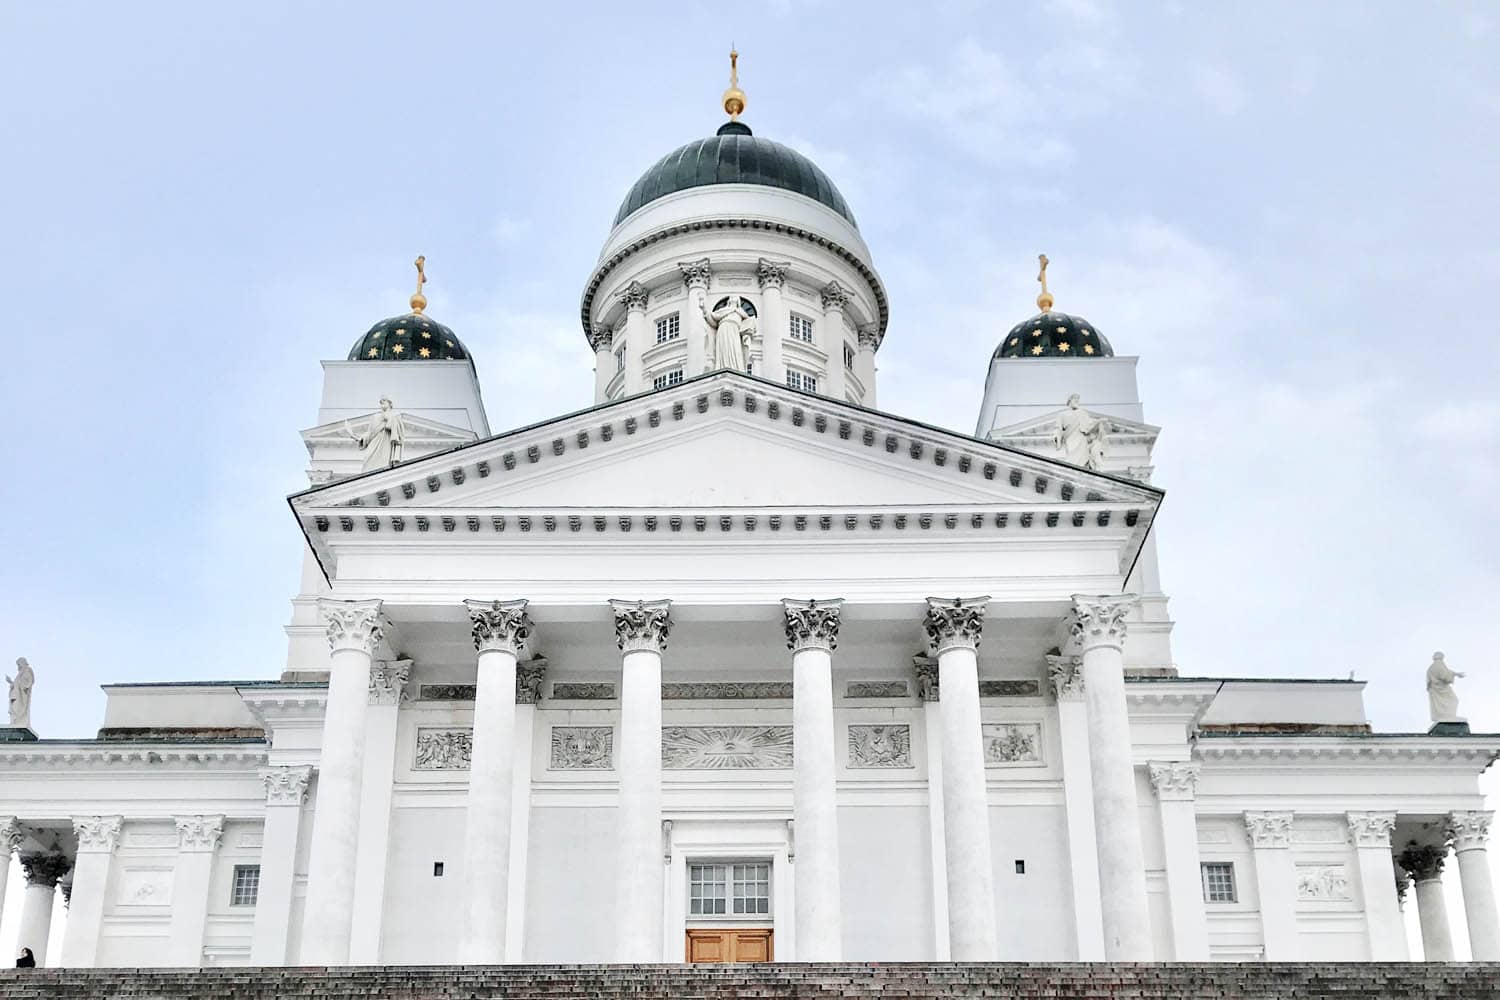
[685,927,774,963]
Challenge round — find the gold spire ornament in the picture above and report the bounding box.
[1036,254,1054,312]
[410,255,428,315]
[722,47,747,120]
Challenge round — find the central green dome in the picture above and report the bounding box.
[613,121,857,229]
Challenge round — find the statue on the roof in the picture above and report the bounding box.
[1426,651,1465,723]
[346,397,406,471]
[702,296,755,373]
[7,656,34,729]
[1055,393,1107,470]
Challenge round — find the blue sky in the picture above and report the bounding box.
[2,0,1498,746]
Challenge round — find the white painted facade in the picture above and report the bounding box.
[2,114,1497,971]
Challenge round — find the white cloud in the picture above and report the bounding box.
[1191,63,1247,115]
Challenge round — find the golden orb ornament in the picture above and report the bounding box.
[410,255,428,315]
[721,48,747,120]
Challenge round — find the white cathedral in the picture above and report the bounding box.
[2,60,1497,971]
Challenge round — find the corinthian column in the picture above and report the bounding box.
[680,258,712,375]
[758,259,789,384]
[820,281,850,400]
[783,598,844,960]
[1245,811,1298,958]
[459,598,532,963]
[1448,811,1500,959]
[620,282,649,396]
[610,598,671,962]
[855,325,879,407]
[18,852,70,966]
[1069,594,1151,959]
[923,596,997,960]
[168,815,225,966]
[302,597,383,965]
[589,325,614,403]
[1147,763,1208,959]
[61,816,122,967]
[1399,843,1454,960]
[1347,811,1405,959]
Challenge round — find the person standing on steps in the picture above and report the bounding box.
[15,947,36,968]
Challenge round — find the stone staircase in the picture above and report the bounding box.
[2,963,1498,999]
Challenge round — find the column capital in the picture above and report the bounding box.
[262,765,313,806]
[1244,810,1294,848]
[819,280,851,311]
[1347,811,1397,849]
[1447,810,1493,852]
[0,816,21,856]
[856,323,880,349]
[464,598,532,655]
[679,257,713,290]
[175,814,225,853]
[318,598,385,654]
[757,258,789,289]
[368,659,411,705]
[922,596,990,654]
[610,598,672,653]
[1046,652,1085,701]
[517,657,548,704]
[782,598,843,652]
[587,323,613,352]
[72,815,123,854]
[619,280,650,313]
[1398,843,1447,882]
[20,852,72,887]
[1067,594,1139,652]
[1147,762,1199,801]
[913,654,939,701]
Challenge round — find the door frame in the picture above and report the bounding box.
[662,817,794,961]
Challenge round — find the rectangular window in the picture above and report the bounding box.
[615,346,626,373]
[731,862,770,915]
[655,313,681,344]
[230,864,260,907]
[788,314,814,343]
[787,369,818,393]
[653,368,684,390]
[843,343,856,370]
[689,862,770,917]
[1201,861,1237,903]
[689,863,729,915]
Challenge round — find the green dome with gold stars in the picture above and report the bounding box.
[347,255,471,362]
[994,254,1114,359]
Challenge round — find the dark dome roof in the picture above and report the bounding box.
[348,312,470,362]
[613,121,857,229]
[994,311,1113,360]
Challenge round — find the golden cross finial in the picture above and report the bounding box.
[722,47,747,120]
[1036,253,1054,312]
[411,255,428,315]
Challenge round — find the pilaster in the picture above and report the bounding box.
[61,815,122,967]
[168,814,225,966]
[1049,653,1103,959]
[1346,811,1405,959]
[349,659,411,962]
[1148,763,1208,959]
[252,766,312,965]
[1245,811,1299,958]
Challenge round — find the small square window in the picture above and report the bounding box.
[789,314,815,343]
[653,368,684,390]
[433,861,445,877]
[655,313,681,344]
[1014,859,1026,874]
[230,864,260,907]
[787,370,818,393]
[1201,861,1237,903]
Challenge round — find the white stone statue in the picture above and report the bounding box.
[701,297,755,373]
[1055,393,1107,470]
[7,657,34,729]
[345,397,406,471]
[1426,651,1465,723]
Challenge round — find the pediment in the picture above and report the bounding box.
[989,408,1160,445]
[301,412,477,455]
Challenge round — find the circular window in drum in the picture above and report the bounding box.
[712,296,758,317]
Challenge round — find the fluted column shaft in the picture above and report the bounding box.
[252,767,312,965]
[18,853,70,966]
[459,599,532,963]
[1070,594,1152,959]
[611,599,671,962]
[621,282,649,396]
[1347,811,1405,960]
[820,282,849,400]
[784,598,843,960]
[1449,811,1500,959]
[758,260,788,384]
[680,259,711,376]
[924,596,996,960]
[1149,763,1209,959]
[302,598,383,965]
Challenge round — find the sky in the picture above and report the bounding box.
[1,0,1498,957]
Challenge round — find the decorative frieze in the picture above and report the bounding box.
[757,258,789,289]
[262,766,313,806]
[1047,653,1085,700]
[661,726,794,769]
[551,682,616,700]
[978,679,1041,698]
[550,727,613,770]
[464,598,532,656]
[679,257,712,289]
[73,815,123,854]
[923,596,989,654]
[419,684,476,701]
[175,814,225,852]
[847,724,912,768]
[1147,762,1200,801]
[662,682,792,700]
[914,655,939,701]
[517,658,548,704]
[1447,810,1493,852]
[610,599,672,653]
[318,598,384,654]
[368,659,411,705]
[982,723,1042,765]
[846,680,909,699]
[1068,594,1138,651]
[1244,811,1294,849]
[782,598,843,652]
[1296,863,1352,901]
[414,727,473,770]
